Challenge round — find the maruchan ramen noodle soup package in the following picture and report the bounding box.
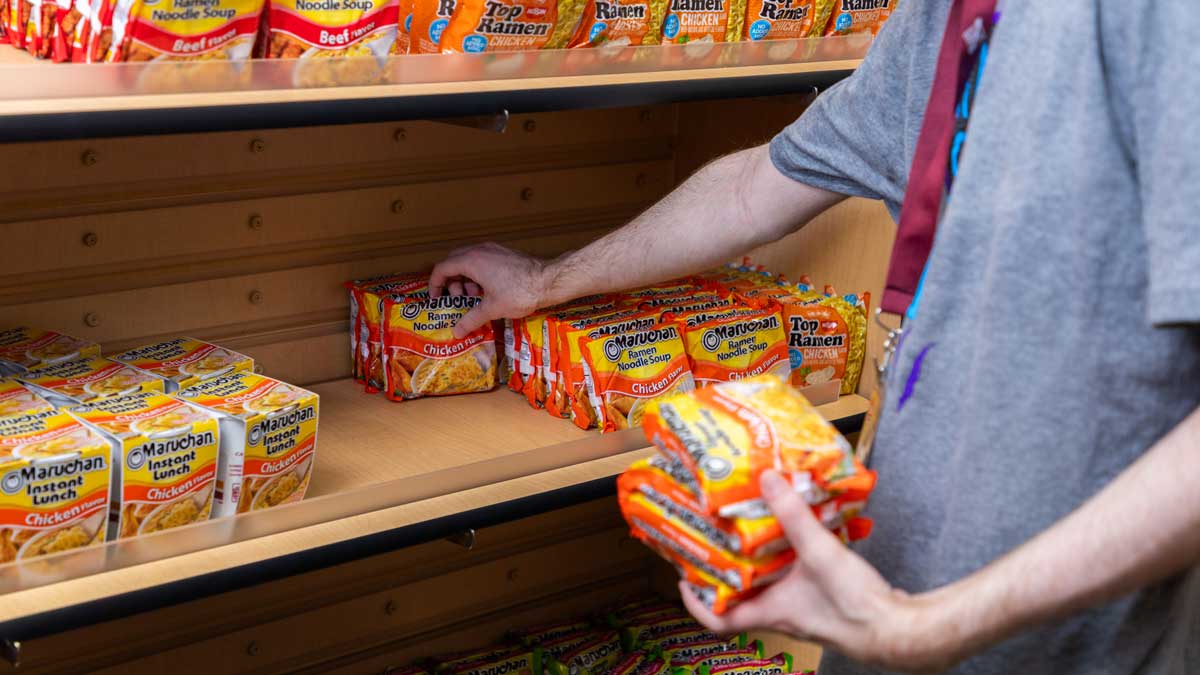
[263,0,398,86]
[568,0,667,48]
[410,0,454,53]
[111,338,254,393]
[347,273,429,393]
[679,307,790,387]
[660,0,745,45]
[177,372,318,516]
[545,630,622,675]
[742,0,813,40]
[71,391,219,538]
[672,645,763,673]
[380,295,497,401]
[444,647,545,675]
[701,653,793,675]
[519,297,622,410]
[640,374,857,518]
[822,0,892,36]
[439,0,584,53]
[0,410,111,564]
[0,327,100,376]
[20,356,166,407]
[550,307,658,425]
[104,0,264,63]
[579,322,694,433]
[0,379,55,419]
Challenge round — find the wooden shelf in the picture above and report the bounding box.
[0,380,867,637]
[0,37,867,141]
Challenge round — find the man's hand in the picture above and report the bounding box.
[430,242,550,338]
[680,471,962,674]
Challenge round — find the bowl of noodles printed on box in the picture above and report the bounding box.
[82,368,157,401]
[131,483,215,537]
[245,454,313,512]
[178,348,243,382]
[12,510,106,562]
[131,407,212,439]
[409,342,496,396]
[243,382,306,416]
[25,335,91,369]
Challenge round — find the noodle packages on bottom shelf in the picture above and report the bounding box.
[177,372,318,517]
[380,295,497,401]
[579,321,694,433]
[546,630,623,675]
[71,391,219,538]
[0,410,111,564]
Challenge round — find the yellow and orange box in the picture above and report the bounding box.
[0,410,111,564]
[20,356,166,407]
[0,378,56,418]
[177,372,318,517]
[0,327,100,376]
[71,391,220,538]
[111,337,254,393]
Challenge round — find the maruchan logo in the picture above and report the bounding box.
[701,315,780,352]
[402,295,481,319]
[602,327,679,362]
[1,455,108,495]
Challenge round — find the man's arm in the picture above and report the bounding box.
[681,405,1200,672]
[430,145,845,337]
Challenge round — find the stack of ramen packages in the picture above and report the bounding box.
[619,374,876,614]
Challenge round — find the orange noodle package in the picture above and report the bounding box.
[519,296,624,410]
[263,0,398,86]
[659,0,746,45]
[552,308,660,427]
[658,637,754,667]
[672,645,763,672]
[640,373,862,518]
[703,653,794,675]
[579,321,694,433]
[822,0,892,36]
[742,0,814,41]
[380,295,497,401]
[392,0,411,51]
[410,0,454,52]
[439,0,583,53]
[568,0,667,48]
[344,273,428,391]
[677,306,791,387]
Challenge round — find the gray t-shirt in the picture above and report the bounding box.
[770,2,1200,674]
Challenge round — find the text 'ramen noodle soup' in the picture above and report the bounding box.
[640,374,857,518]
[439,0,584,53]
[263,0,398,87]
[177,372,318,516]
[0,379,56,419]
[660,0,746,44]
[545,305,651,419]
[71,391,220,539]
[569,0,667,47]
[20,356,166,407]
[822,0,892,36]
[112,338,254,393]
[742,0,812,40]
[680,307,791,387]
[104,0,264,71]
[579,322,694,433]
[381,295,497,401]
[0,327,100,377]
[0,410,111,564]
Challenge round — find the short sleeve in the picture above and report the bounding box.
[768,0,950,217]
[1129,5,1200,326]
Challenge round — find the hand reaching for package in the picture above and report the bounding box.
[430,242,550,338]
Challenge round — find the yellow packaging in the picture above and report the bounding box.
[71,391,219,538]
[0,378,55,418]
[177,372,318,517]
[264,0,398,86]
[111,337,254,393]
[0,327,100,376]
[0,410,111,563]
[104,0,264,62]
[579,321,695,433]
[20,356,166,407]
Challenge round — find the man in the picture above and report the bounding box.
[431,1,1200,672]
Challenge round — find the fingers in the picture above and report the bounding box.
[448,279,465,297]
[679,581,735,633]
[451,300,494,339]
[429,258,470,298]
[464,281,482,297]
[760,470,840,568]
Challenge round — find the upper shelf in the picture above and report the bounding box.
[0,378,868,639]
[0,36,867,141]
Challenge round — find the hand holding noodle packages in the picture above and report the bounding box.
[381,294,497,400]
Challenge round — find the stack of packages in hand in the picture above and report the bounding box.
[618,374,876,614]
[381,596,814,675]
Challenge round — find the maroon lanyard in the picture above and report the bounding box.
[880,0,998,315]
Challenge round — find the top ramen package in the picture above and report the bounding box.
[742,0,814,40]
[263,0,398,86]
[380,295,497,401]
[0,327,100,376]
[660,0,746,45]
[178,372,318,516]
[20,356,166,407]
[580,321,694,433]
[0,410,111,564]
[822,0,892,36]
[409,0,451,53]
[439,0,584,53]
[71,391,220,538]
[568,0,667,48]
[640,373,857,518]
[111,337,254,393]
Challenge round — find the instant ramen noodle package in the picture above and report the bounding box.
[112,337,254,393]
[263,0,398,86]
[344,273,429,392]
[20,356,166,407]
[104,0,265,65]
[0,327,100,376]
[0,410,111,564]
[742,0,814,41]
[545,630,623,675]
[439,0,584,53]
[658,636,755,667]
[409,0,452,53]
[640,374,858,519]
[519,296,623,410]
[548,306,657,423]
[392,0,411,52]
[821,0,892,36]
[177,372,318,516]
[659,0,745,45]
[71,391,219,538]
[579,321,694,433]
[671,644,763,672]
[0,379,56,419]
[678,306,791,388]
[568,0,667,48]
[380,295,497,401]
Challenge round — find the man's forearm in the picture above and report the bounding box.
[910,406,1200,664]
[539,144,845,306]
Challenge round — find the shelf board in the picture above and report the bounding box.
[0,37,868,141]
[0,379,868,638]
